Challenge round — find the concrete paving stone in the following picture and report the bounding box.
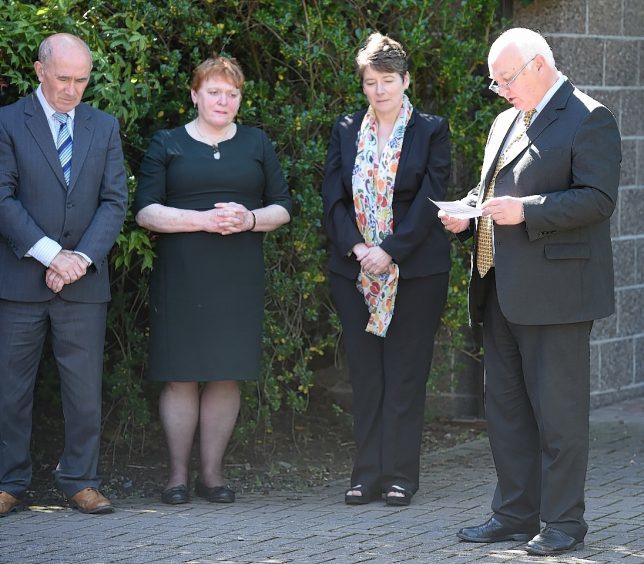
[26,559,83,564]
[604,510,644,520]
[587,489,631,501]
[0,547,56,561]
[617,534,644,548]
[600,489,644,502]
[583,532,619,544]
[117,558,183,564]
[591,522,644,535]
[5,398,644,563]
[307,548,379,561]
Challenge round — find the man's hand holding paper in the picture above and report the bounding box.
[431,198,480,233]
[430,198,482,219]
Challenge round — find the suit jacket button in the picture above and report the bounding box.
[63,231,71,237]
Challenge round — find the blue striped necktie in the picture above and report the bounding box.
[53,112,72,186]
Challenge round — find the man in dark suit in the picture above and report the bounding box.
[440,28,621,556]
[0,33,127,515]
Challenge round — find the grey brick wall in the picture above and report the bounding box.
[512,0,644,406]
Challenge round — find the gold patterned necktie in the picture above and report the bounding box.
[476,109,535,278]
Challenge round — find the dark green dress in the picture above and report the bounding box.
[134,125,291,381]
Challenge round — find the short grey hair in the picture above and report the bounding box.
[488,28,556,71]
[38,33,93,68]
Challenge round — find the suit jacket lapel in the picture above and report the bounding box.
[525,80,574,144]
[479,110,519,202]
[24,93,68,190]
[69,103,93,193]
[395,110,415,188]
[495,81,575,176]
[343,111,362,192]
[501,118,531,169]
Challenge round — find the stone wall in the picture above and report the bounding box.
[511,0,644,406]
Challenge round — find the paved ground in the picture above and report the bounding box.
[2,398,643,563]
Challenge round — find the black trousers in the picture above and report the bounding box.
[483,274,592,541]
[330,272,448,493]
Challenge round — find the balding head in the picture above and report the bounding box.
[34,33,93,112]
[38,33,93,69]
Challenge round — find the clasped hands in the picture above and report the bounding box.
[46,249,89,293]
[202,202,254,235]
[353,242,393,276]
[439,196,524,233]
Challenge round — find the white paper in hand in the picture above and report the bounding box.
[429,198,482,219]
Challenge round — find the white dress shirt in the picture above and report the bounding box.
[26,86,91,267]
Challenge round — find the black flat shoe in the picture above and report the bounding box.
[161,485,189,505]
[457,516,539,543]
[525,527,584,555]
[385,485,412,506]
[195,479,235,503]
[344,484,379,505]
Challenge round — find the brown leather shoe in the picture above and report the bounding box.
[0,491,20,516]
[69,488,114,514]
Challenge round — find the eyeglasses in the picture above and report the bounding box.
[488,55,536,94]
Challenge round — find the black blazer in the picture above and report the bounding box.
[464,80,621,325]
[322,108,451,279]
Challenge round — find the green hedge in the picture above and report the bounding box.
[0,0,504,448]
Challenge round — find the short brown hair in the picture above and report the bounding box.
[191,55,245,91]
[355,32,408,80]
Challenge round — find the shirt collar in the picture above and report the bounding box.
[35,85,76,121]
[534,72,566,115]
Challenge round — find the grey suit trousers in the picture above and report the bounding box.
[0,297,107,498]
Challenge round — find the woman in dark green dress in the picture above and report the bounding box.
[134,56,291,505]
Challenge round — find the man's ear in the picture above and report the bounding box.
[34,61,44,82]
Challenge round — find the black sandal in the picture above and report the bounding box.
[344,484,377,505]
[385,485,412,506]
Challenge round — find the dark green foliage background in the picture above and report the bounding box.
[0,0,504,449]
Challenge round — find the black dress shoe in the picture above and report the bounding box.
[525,526,584,555]
[457,516,539,543]
[195,479,235,503]
[161,485,189,505]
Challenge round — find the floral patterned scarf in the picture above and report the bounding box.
[352,94,412,337]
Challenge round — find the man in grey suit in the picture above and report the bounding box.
[440,28,621,556]
[0,33,127,515]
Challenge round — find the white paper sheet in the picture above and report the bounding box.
[429,198,482,219]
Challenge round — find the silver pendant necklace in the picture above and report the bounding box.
[194,120,232,160]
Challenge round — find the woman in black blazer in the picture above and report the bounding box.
[322,32,451,506]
